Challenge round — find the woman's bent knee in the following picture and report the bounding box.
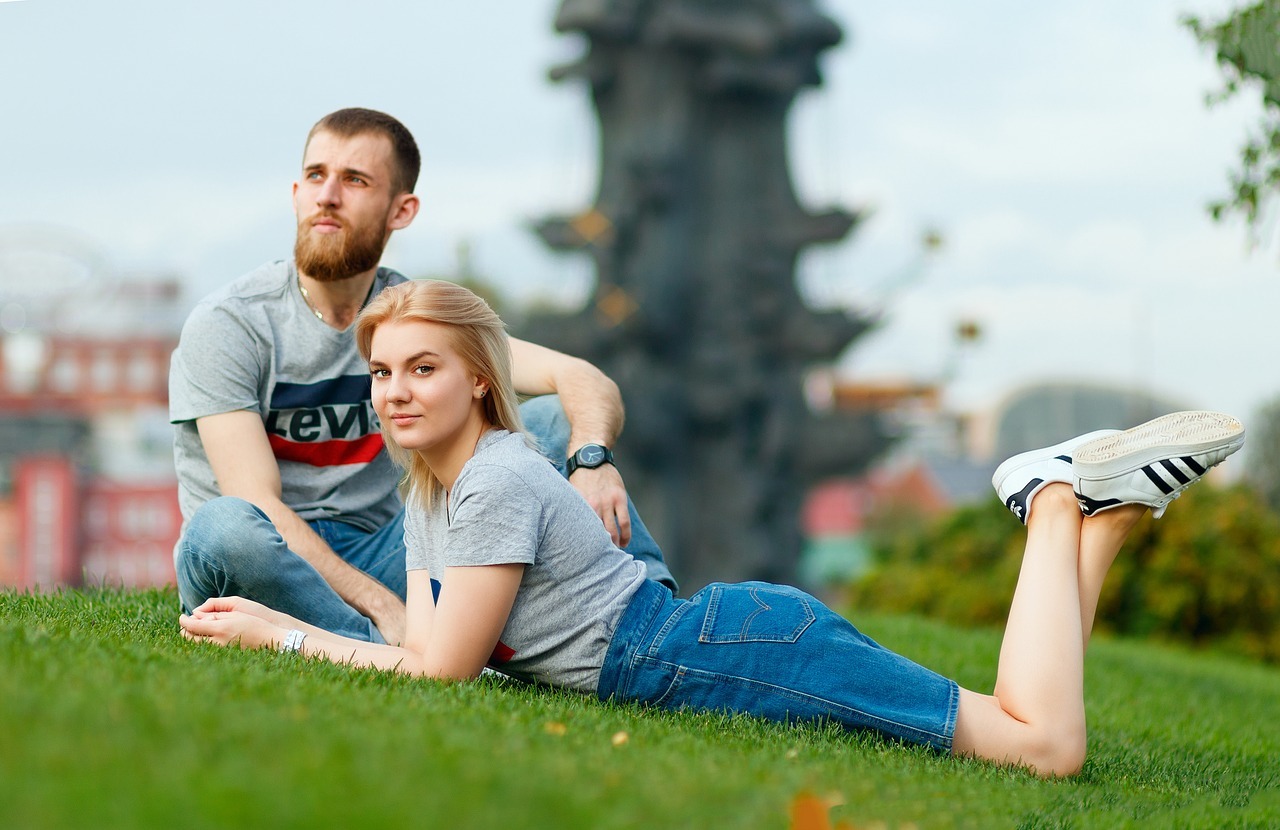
[953,690,1086,777]
[1019,730,1087,778]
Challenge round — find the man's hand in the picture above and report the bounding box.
[198,411,409,644]
[505,338,631,547]
[569,464,632,548]
[368,589,408,647]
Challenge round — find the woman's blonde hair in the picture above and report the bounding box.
[355,279,524,507]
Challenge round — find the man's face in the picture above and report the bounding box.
[292,130,403,282]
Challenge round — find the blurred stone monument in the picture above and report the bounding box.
[521,0,889,590]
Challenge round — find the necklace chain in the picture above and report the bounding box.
[298,276,324,321]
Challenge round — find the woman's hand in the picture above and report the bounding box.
[179,607,285,651]
[187,595,296,629]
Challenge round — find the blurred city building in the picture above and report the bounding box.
[0,236,185,590]
[990,382,1184,463]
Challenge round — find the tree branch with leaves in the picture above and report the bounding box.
[1185,2,1280,233]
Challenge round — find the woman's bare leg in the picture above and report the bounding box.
[951,484,1089,775]
[952,411,1242,775]
[1078,504,1145,647]
[951,489,1147,776]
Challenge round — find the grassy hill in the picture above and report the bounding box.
[2,587,1277,829]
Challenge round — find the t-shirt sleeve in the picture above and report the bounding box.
[169,302,268,423]
[444,464,541,567]
[403,502,429,572]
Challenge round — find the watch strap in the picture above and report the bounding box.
[566,443,615,476]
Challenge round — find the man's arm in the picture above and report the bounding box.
[195,410,407,644]
[507,337,632,546]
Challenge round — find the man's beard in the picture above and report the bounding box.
[294,213,389,283]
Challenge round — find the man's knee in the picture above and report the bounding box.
[518,394,567,460]
[177,496,285,579]
[182,497,273,553]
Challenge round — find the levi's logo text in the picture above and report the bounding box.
[265,376,383,467]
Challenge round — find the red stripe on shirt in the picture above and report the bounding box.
[490,641,515,664]
[268,433,385,467]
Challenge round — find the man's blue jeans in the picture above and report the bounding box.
[176,396,676,642]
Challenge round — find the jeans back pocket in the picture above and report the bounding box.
[698,583,816,644]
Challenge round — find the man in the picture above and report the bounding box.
[171,108,674,645]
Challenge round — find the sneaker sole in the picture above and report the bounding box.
[1072,411,1245,480]
[992,429,1119,489]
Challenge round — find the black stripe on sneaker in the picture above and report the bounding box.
[1005,477,1043,524]
[1159,459,1191,485]
[1076,492,1122,516]
[1142,465,1175,494]
[1182,456,1206,475]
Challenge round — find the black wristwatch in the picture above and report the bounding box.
[566,443,615,476]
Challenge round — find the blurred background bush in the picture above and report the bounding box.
[846,482,1280,664]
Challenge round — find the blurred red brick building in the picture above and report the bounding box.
[0,276,183,591]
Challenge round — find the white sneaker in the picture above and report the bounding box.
[1072,411,1245,518]
[993,430,1121,524]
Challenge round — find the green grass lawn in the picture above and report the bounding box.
[2,587,1277,829]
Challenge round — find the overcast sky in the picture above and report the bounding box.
[2,0,1277,442]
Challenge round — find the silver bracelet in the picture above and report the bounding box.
[279,629,307,654]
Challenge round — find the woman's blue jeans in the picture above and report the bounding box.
[597,579,959,752]
[175,395,676,642]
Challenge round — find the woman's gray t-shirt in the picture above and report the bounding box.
[404,430,647,693]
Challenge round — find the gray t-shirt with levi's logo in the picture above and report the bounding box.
[169,259,406,535]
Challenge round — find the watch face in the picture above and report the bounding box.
[578,445,606,466]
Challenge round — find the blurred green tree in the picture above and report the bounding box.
[1185,2,1280,233]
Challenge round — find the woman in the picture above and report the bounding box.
[181,280,1245,777]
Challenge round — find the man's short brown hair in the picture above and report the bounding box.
[306,108,421,195]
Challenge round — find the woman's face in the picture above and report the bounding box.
[368,319,487,455]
